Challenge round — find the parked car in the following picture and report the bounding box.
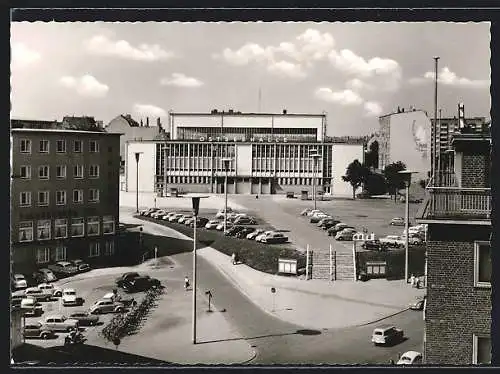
[397,351,423,365]
[150,210,167,219]
[32,269,57,283]
[68,311,100,326]
[259,232,288,244]
[400,195,424,204]
[233,216,257,225]
[327,224,355,237]
[300,208,313,216]
[122,276,161,293]
[190,217,209,228]
[89,299,126,314]
[390,217,407,226]
[310,213,330,223]
[183,217,194,226]
[12,274,28,290]
[162,211,178,221]
[318,218,340,229]
[371,325,404,346]
[12,291,26,308]
[25,287,53,302]
[38,283,62,297]
[70,259,91,273]
[306,209,323,217]
[335,228,357,241]
[178,215,193,224]
[255,230,275,242]
[101,292,137,307]
[62,288,85,307]
[168,213,184,222]
[115,272,141,288]
[224,226,245,236]
[47,261,79,277]
[21,297,44,317]
[139,207,159,216]
[23,322,55,339]
[216,222,234,231]
[380,235,405,248]
[247,229,266,240]
[235,227,255,239]
[409,296,426,311]
[361,240,388,251]
[215,207,235,219]
[401,235,424,245]
[205,220,221,230]
[40,315,79,332]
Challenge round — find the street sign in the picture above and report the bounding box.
[271,287,276,293]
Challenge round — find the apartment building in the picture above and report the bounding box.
[10,128,122,274]
[417,128,491,364]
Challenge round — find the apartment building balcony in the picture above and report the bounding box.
[417,172,491,223]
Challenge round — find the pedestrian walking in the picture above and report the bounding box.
[231,253,236,265]
[409,274,416,286]
[184,276,190,291]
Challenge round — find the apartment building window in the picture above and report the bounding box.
[473,334,491,364]
[20,192,31,207]
[38,191,49,206]
[89,189,100,203]
[56,140,66,153]
[71,218,84,237]
[20,165,31,179]
[474,241,491,287]
[39,140,49,153]
[39,165,49,180]
[73,189,83,203]
[54,219,68,239]
[56,165,67,179]
[74,165,84,179]
[74,140,83,153]
[89,140,100,153]
[103,216,115,235]
[87,216,100,236]
[89,165,100,178]
[55,246,66,261]
[56,190,67,205]
[36,248,51,264]
[19,221,33,242]
[104,241,115,256]
[89,242,100,257]
[37,219,51,241]
[20,139,31,153]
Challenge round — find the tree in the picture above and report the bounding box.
[383,161,407,201]
[364,172,388,196]
[364,141,379,169]
[342,159,369,199]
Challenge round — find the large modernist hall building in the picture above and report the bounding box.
[124,110,365,197]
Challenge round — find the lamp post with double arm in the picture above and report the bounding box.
[398,170,418,283]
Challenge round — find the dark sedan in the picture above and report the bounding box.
[224,226,246,236]
[68,311,100,326]
[189,217,209,228]
[361,240,388,251]
[235,227,255,239]
[319,219,341,230]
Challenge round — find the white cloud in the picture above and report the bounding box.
[364,101,383,117]
[133,103,167,118]
[59,74,109,98]
[346,78,374,92]
[11,42,41,70]
[329,49,400,77]
[315,87,363,106]
[295,29,335,61]
[160,73,204,88]
[267,60,307,79]
[410,66,490,88]
[85,35,174,62]
[217,43,272,66]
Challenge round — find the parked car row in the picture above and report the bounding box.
[301,208,360,242]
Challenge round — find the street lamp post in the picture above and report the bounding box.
[190,194,208,344]
[310,151,321,210]
[221,158,232,233]
[134,152,143,213]
[398,170,418,283]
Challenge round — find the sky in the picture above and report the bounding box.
[11,22,491,136]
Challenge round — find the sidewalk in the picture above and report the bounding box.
[198,247,425,330]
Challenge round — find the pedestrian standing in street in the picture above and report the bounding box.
[184,276,190,291]
[409,274,415,286]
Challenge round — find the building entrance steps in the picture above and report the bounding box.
[311,249,355,281]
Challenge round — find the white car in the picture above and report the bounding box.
[255,230,274,242]
[162,211,177,220]
[62,288,84,307]
[306,209,323,217]
[12,274,28,290]
[216,222,233,231]
[38,283,62,297]
[178,215,193,224]
[150,210,167,219]
[246,229,265,240]
[40,314,79,332]
[205,220,221,229]
[168,213,184,222]
[379,235,405,248]
[215,207,235,219]
[397,351,423,365]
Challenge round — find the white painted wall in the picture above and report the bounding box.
[126,142,156,193]
[331,143,365,197]
[236,144,252,175]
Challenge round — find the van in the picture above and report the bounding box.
[371,325,404,345]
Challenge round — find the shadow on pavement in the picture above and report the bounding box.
[197,329,322,345]
[12,343,171,366]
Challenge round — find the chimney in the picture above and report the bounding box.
[146,117,150,127]
[283,109,287,115]
[157,117,162,129]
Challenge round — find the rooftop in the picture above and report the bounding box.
[11,128,122,136]
[171,111,326,117]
